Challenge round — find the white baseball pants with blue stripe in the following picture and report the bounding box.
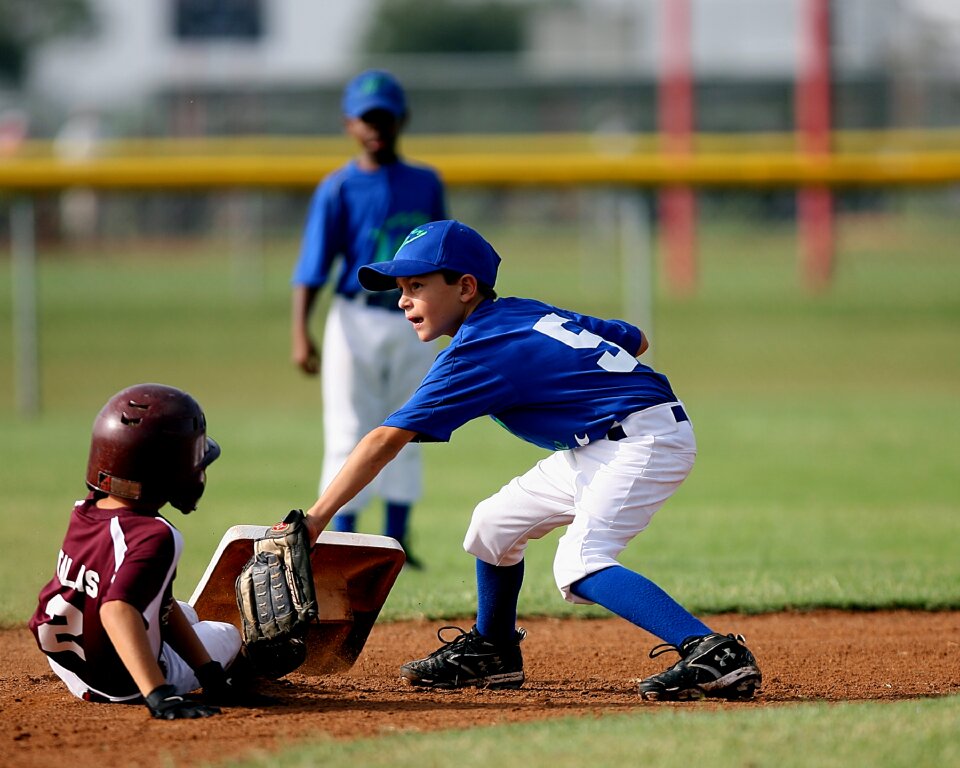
[463,402,697,603]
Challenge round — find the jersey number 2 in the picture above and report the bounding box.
[533,313,637,372]
[36,595,86,660]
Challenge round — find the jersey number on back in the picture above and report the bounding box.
[36,594,86,660]
[533,313,638,373]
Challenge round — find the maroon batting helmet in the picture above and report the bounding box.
[86,383,220,513]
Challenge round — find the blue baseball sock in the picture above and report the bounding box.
[331,512,357,533]
[384,502,411,541]
[475,559,524,644]
[570,566,712,646]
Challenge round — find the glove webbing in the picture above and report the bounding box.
[252,552,294,638]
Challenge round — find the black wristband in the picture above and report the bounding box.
[145,684,181,716]
[144,683,221,719]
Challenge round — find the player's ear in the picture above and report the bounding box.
[459,274,479,301]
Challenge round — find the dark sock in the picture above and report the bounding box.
[475,559,524,644]
[570,565,711,646]
[331,512,356,533]
[384,502,411,541]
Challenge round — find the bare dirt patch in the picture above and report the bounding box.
[3,611,959,768]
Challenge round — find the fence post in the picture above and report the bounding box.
[619,191,655,366]
[658,0,697,295]
[11,197,40,417]
[229,190,265,299]
[796,0,835,289]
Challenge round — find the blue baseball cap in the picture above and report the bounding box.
[341,69,407,119]
[358,220,501,292]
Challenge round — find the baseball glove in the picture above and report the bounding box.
[235,509,318,679]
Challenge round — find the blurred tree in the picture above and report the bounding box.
[364,0,534,54]
[0,0,96,86]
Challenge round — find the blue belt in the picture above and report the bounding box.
[606,405,688,441]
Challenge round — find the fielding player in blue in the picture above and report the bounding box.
[300,220,762,701]
[291,69,446,568]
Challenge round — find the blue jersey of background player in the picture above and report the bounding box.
[300,219,762,702]
[294,161,443,294]
[291,70,446,567]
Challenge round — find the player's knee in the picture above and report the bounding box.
[196,621,243,668]
[462,500,495,560]
[463,497,519,564]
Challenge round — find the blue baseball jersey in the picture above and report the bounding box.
[383,297,679,451]
[292,159,446,295]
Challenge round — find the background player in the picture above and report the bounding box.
[29,383,248,719]
[291,69,446,567]
[297,220,762,701]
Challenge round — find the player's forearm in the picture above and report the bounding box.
[304,426,416,541]
[100,599,166,696]
[291,285,322,372]
[291,285,319,339]
[162,600,212,671]
[636,331,648,357]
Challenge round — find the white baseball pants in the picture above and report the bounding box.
[463,402,697,603]
[320,296,436,511]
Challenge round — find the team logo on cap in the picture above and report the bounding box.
[400,228,429,248]
[362,75,385,95]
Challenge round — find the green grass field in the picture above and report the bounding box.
[1,198,958,766]
[231,696,960,768]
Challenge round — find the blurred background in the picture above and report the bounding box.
[1,0,959,254]
[0,0,957,621]
[5,0,960,134]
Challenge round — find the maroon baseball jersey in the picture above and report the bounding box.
[29,494,183,700]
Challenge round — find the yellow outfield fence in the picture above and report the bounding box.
[2,130,960,190]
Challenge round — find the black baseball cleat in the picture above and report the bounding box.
[638,632,761,701]
[400,625,526,689]
[398,538,424,570]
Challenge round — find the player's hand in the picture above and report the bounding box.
[293,335,320,375]
[304,511,324,546]
[145,684,221,720]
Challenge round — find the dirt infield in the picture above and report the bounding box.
[3,610,959,768]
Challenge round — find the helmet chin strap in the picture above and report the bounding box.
[169,478,205,514]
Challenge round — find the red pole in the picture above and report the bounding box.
[796,0,834,289]
[658,0,697,294]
